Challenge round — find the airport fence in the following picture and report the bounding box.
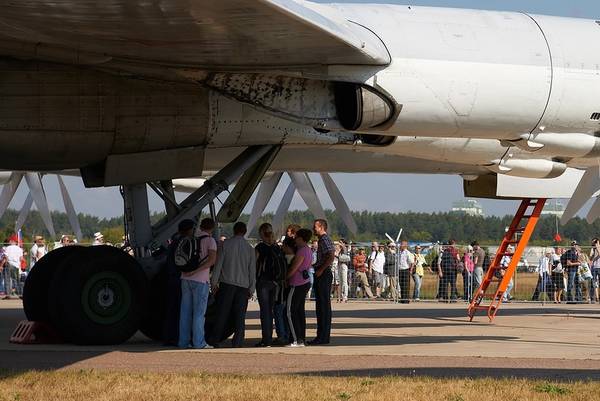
[330,245,597,303]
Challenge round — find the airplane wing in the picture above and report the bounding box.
[0,0,390,68]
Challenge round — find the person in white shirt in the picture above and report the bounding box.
[30,236,46,268]
[532,250,553,301]
[578,251,594,303]
[499,245,515,302]
[4,237,23,299]
[368,242,386,298]
[398,241,415,304]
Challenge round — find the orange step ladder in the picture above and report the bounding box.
[468,198,546,322]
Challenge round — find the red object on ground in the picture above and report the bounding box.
[554,233,562,242]
[9,321,62,344]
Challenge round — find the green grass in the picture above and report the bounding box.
[0,370,595,401]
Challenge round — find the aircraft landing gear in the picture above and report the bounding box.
[22,145,279,345]
[47,246,148,345]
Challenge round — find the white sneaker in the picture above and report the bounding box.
[286,341,301,347]
[201,344,214,349]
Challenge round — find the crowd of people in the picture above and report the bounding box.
[165,218,336,349]
[4,219,600,348]
[532,240,600,304]
[0,232,104,299]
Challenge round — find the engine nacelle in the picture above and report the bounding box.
[487,158,567,179]
[200,73,398,132]
[512,133,600,159]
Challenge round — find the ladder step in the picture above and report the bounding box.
[522,214,534,218]
[471,305,497,311]
[498,252,514,256]
[514,227,526,232]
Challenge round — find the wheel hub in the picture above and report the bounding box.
[81,271,132,325]
[97,285,115,308]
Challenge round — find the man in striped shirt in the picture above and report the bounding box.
[308,219,335,345]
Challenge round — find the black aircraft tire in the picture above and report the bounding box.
[48,246,148,345]
[23,246,86,323]
[139,265,168,342]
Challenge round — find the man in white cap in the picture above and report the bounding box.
[92,232,104,246]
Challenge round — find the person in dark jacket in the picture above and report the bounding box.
[163,219,194,345]
[254,223,284,347]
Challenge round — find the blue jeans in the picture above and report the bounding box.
[503,279,513,301]
[566,268,578,302]
[273,303,288,342]
[178,280,209,348]
[412,273,422,299]
[592,268,600,301]
[532,272,553,301]
[3,265,15,296]
[308,268,315,299]
[462,271,473,300]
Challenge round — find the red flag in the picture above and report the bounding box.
[554,233,562,242]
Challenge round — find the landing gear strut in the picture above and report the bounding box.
[22,145,279,345]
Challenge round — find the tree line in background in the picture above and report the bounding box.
[2,208,597,246]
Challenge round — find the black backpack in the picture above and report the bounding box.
[257,243,288,282]
[174,235,210,273]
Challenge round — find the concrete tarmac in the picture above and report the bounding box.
[1,299,599,379]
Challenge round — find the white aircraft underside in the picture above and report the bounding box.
[1,1,600,221]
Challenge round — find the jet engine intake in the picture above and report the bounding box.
[334,82,397,131]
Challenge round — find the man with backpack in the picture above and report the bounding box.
[177,218,217,349]
[254,223,287,347]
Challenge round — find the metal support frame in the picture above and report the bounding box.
[121,145,279,273]
[150,180,180,219]
[209,201,220,241]
[151,145,278,249]
[122,184,153,258]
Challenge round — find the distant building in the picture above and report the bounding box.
[541,200,564,218]
[451,199,484,217]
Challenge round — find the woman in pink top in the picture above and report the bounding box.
[463,246,475,301]
[285,228,313,347]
